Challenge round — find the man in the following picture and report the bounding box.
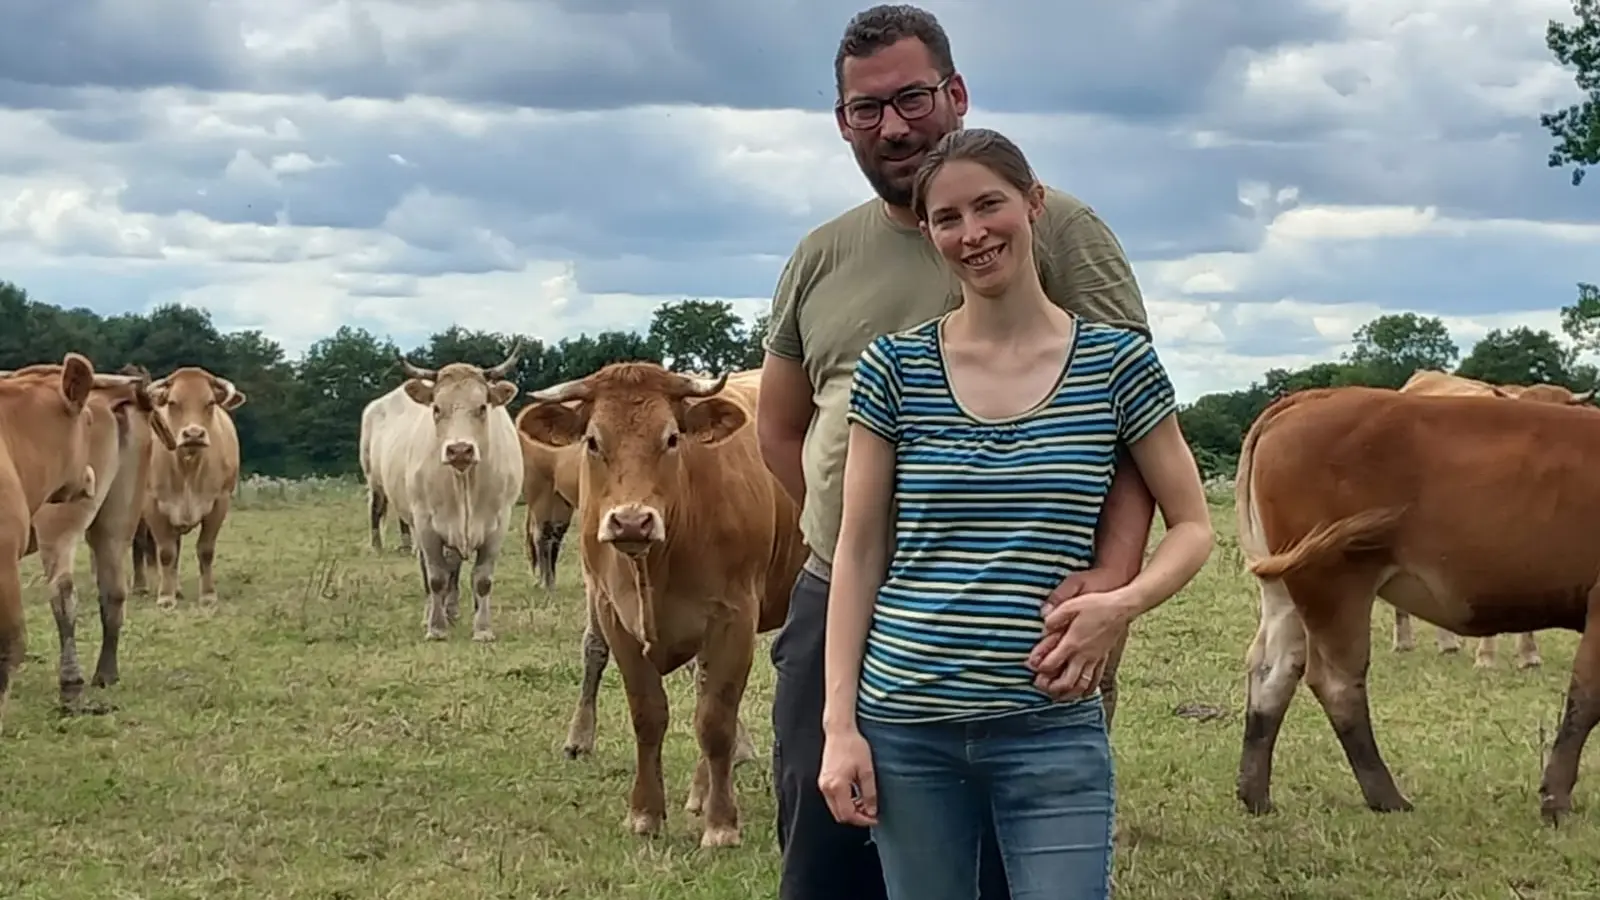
[756,5,1158,899]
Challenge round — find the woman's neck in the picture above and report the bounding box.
[947,279,1069,344]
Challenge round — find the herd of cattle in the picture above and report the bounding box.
[2,349,1599,852]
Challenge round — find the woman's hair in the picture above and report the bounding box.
[911,127,1039,223]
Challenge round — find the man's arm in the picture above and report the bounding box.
[1097,452,1156,580]
[756,252,815,505]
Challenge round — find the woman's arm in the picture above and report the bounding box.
[821,423,896,736]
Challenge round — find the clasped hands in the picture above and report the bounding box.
[818,566,1138,826]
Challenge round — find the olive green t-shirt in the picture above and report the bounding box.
[764,187,1151,567]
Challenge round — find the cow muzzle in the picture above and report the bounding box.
[444,440,478,472]
[46,465,96,505]
[599,503,666,557]
[178,425,210,449]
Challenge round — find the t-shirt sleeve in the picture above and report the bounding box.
[764,247,808,361]
[1108,330,1177,445]
[1037,203,1152,338]
[845,335,903,443]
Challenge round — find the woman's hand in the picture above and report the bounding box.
[1030,587,1139,699]
[818,726,879,827]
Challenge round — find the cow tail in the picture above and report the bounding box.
[1234,390,1323,562]
[1247,507,1406,580]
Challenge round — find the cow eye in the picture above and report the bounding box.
[477,404,487,417]
[584,435,600,455]
[665,432,679,450]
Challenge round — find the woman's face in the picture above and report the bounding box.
[920,158,1043,297]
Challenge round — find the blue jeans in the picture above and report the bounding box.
[859,698,1116,900]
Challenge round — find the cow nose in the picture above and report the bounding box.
[445,441,477,468]
[602,506,660,546]
[179,425,207,443]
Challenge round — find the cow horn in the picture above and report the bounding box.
[1572,388,1596,404]
[212,376,241,405]
[90,374,147,388]
[675,372,728,398]
[529,377,593,404]
[483,338,522,381]
[398,356,437,381]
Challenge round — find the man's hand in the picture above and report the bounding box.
[1028,567,1134,700]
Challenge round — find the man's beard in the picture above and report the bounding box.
[853,137,924,208]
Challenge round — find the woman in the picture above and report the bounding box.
[815,127,1214,900]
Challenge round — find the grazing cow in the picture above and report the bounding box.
[518,363,806,848]
[1390,369,1596,668]
[361,387,416,554]
[367,346,524,641]
[136,366,246,608]
[5,363,177,710]
[0,353,102,730]
[513,405,582,590]
[1233,385,1600,824]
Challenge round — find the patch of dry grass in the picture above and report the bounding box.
[2,485,1598,899]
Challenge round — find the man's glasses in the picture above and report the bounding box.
[836,77,951,131]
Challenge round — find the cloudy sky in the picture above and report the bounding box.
[0,0,1594,401]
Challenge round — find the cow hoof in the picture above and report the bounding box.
[1518,656,1543,670]
[700,825,741,849]
[562,742,591,760]
[91,670,118,689]
[1237,790,1274,816]
[424,629,447,642]
[684,792,704,815]
[1473,657,1495,670]
[1368,796,1414,813]
[1540,795,1571,826]
[199,592,219,605]
[628,811,663,836]
[155,595,177,609]
[472,629,496,643]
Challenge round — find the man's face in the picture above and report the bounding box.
[836,37,968,208]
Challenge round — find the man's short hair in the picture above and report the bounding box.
[834,4,956,97]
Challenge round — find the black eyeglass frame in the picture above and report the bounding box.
[835,75,953,131]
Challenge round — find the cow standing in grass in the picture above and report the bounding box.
[6,363,177,710]
[0,353,104,731]
[368,346,524,642]
[1390,369,1596,669]
[136,366,247,609]
[1234,384,1600,824]
[513,405,582,590]
[518,363,806,849]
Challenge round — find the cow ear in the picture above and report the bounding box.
[488,380,518,407]
[682,397,747,446]
[58,352,93,414]
[402,379,434,404]
[518,402,584,447]
[221,389,247,411]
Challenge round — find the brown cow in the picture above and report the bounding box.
[5,363,177,709]
[136,367,246,608]
[0,353,102,731]
[1392,369,1597,668]
[514,404,582,590]
[1234,385,1600,824]
[518,363,806,848]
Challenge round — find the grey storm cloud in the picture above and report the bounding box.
[0,0,1343,119]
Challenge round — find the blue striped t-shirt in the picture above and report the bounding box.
[844,315,1177,724]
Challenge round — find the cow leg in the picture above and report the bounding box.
[686,610,757,848]
[1434,623,1463,654]
[39,534,86,707]
[468,530,505,642]
[1300,582,1411,814]
[397,518,413,554]
[130,520,153,595]
[1538,586,1600,824]
[443,548,463,626]
[0,553,23,736]
[85,516,128,692]
[564,577,611,758]
[1238,577,1308,815]
[368,486,387,552]
[150,519,183,608]
[416,530,452,641]
[686,655,756,772]
[598,603,670,837]
[1474,635,1500,669]
[195,497,229,605]
[1516,632,1543,670]
[1392,606,1415,652]
[536,520,568,592]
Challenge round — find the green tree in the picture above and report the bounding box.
[1455,326,1578,386]
[1344,313,1458,388]
[741,312,771,369]
[1542,0,1600,186]
[295,326,403,474]
[647,299,749,374]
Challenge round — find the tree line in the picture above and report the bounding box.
[7,278,1598,481]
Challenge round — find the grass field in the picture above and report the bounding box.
[4,478,1599,899]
